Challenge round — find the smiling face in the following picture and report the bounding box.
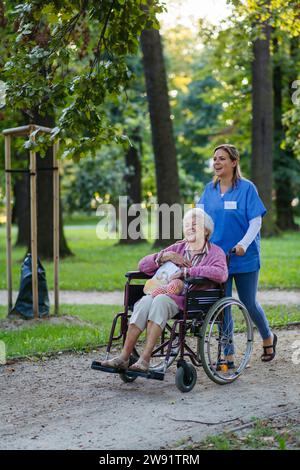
[183,215,207,245]
[213,148,237,180]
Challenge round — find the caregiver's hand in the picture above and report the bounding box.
[234,244,245,256]
[161,252,191,267]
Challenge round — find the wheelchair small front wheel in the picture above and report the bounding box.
[175,362,197,393]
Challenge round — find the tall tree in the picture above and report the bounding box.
[1,0,163,253]
[273,35,299,231]
[119,128,145,244]
[251,17,275,235]
[140,28,181,247]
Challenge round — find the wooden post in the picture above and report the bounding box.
[4,135,12,313]
[29,133,39,319]
[53,140,60,315]
[3,124,60,320]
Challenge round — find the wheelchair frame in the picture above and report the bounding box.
[91,270,254,391]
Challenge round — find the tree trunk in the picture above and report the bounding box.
[119,129,145,244]
[251,21,275,236]
[140,28,181,247]
[13,112,73,259]
[13,173,31,246]
[273,36,299,231]
[33,113,72,259]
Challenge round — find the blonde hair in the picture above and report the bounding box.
[213,144,242,188]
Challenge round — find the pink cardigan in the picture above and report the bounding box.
[138,241,228,310]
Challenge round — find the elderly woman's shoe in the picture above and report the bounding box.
[100,355,129,370]
[128,358,149,372]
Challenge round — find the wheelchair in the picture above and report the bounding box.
[91,268,254,392]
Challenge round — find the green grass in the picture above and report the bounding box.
[264,305,300,328]
[0,304,299,361]
[0,226,300,291]
[0,304,120,360]
[260,232,300,289]
[0,225,151,291]
[187,418,299,450]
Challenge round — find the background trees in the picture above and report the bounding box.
[1,0,300,257]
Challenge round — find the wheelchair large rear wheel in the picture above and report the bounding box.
[198,297,253,385]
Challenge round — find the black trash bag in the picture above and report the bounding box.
[11,254,50,319]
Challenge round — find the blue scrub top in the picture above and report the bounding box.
[198,178,267,274]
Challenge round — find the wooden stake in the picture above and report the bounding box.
[29,134,39,319]
[53,141,60,316]
[4,135,12,314]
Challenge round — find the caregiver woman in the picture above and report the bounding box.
[198,144,277,363]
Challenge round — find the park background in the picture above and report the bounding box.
[0,0,300,362]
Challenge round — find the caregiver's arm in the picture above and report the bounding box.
[236,216,262,253]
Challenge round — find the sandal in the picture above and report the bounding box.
[261,334,277,362]
[128,358,149,372]
[100,356,129,370]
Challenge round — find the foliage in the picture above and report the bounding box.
[61,146,127,213]
[1,0,165,160]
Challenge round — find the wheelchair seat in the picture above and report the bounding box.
[125,270,223,321]
[174,288,223,320]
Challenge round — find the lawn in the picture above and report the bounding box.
[0,304,299,360]
[0,304,119,360]
[183,418,300,450]
[0,224,300,291]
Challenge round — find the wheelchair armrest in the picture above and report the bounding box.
[125,271,152,280]
[185,276,211,285]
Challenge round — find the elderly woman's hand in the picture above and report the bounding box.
[161,251,191,267]
[169,270,184,281]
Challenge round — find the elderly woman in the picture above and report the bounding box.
[101,208,228,372]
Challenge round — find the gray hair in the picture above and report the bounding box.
[183,207,214,239]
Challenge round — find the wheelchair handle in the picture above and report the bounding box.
[226,248,236,267]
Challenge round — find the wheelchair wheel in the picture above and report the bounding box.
[119,353,139,384]
[175,361,197,393]
[198,297,253,385]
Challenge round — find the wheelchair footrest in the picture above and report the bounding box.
[91,361,165,381]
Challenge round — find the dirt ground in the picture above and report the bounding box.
[0,327,299,450]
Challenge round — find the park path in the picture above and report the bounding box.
[1,289,300,306]
[0,327,299,450]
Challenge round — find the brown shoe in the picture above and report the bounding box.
[100,356,129,370]
[128,358,149,372]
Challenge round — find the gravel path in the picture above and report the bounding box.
[1,289,300,306]
[0,327,299,450]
